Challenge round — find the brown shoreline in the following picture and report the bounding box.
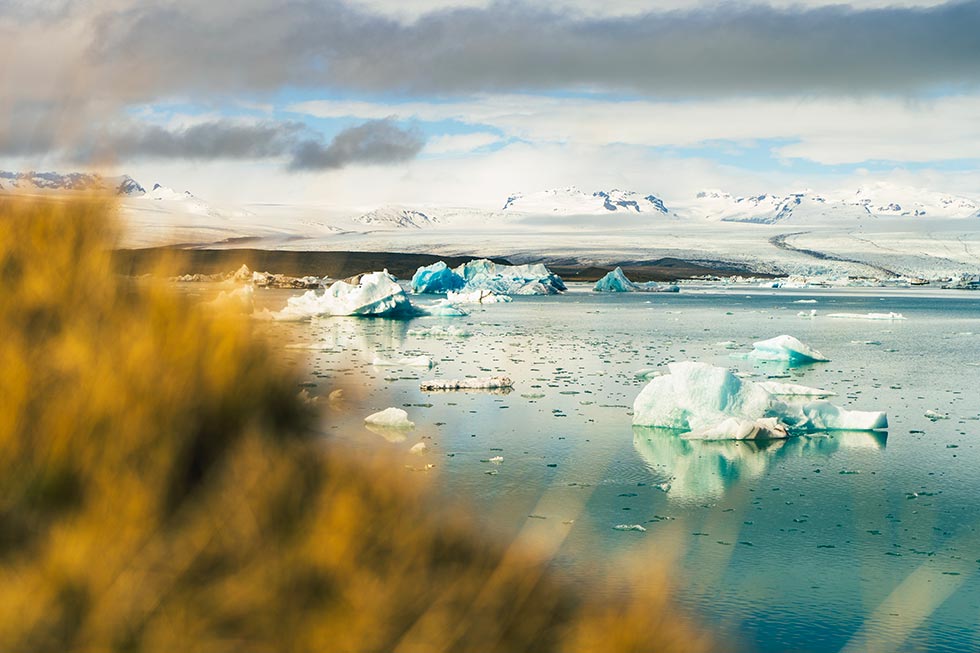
[114,248,772,282]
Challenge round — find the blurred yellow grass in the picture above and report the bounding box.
[0,196,713,652]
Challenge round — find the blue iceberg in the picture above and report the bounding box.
[411,261,466,294]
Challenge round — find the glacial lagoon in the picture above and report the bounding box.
[258,284,980,653]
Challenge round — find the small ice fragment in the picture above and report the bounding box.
[409,441,428,454]
[446,289,513,304]
[613,524,647,532]
[364,407,415,430]
[925,409,950,421]
[746,335,830,364]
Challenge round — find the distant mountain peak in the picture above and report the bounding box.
[0,170,145,196]
[502,187,669,215]
[354,206,439,229]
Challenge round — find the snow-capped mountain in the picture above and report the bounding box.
[353,206,440,229]
[502,187,669,215]
[686,184,980,223]
[0,171,145,196]
[145,183,252,219]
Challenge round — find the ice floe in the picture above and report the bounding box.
[453,259,566,295]
[446,289,512,304]
[827,312,906,320]
[632,361,886,439]
[422,299,469,316]
[420,377,514,391]
[273,270,420,320]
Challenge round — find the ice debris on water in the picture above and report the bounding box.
[827,312,906,320]
[742,335,830,365]
[412,259,565,295]
[593,267,679,293]
[613,524,647,532]
[273,270,420,320]
[420,377,514,391]
[371,355,434,368]
[925,409,950,421]
[409,441,428,454]
[364,407,415,430]
[632,361,887,440]
[407,325,472,338]
[446,289,512,304]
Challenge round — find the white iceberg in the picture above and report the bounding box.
[756,381,835,397]
[446,289,512,304]
[364,407,415,430]
[632,361,886,439]
[452,259,566,295]
[411,261,466,294]
[422,299,469,316]
[745,335,830,365]
[273,270,419,320]
[420,377,513,391]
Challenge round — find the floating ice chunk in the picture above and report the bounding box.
[756,381,835,397]
[409,441,428,454]
[411,261,466,294]
[613,524,647,532]
[273,270,419,320]
[827,312,906,320]
[793,299,818,304]
[407,325,472,338]
[632,361,886,439]
[423,299,469,316]
[925,409,949,421]
[207,285,254,314]
[634,367,661,380]
[592,268,677,292]
[797,309,817,318]
[746,335,830,364]
[365,407,415,431]
[452,259,566,295]
[446,289,513,304]
[420,377,513,391]
[371,355,434,368]
[799,401,888,431]
[593,267,638,292]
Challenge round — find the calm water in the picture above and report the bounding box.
[258,284,980,653]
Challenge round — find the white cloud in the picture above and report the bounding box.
[423,132,501,155]
[289,94,980,164]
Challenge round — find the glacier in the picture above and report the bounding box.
[632,361,886,440]
[273,270,420,320]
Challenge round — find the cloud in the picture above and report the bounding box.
[0,111,425,171]
[287,119,425,170]
[424,132,501,155]
[3,0,979,108]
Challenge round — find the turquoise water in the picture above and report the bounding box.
[263,285,980,653]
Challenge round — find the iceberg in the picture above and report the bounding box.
[452,259,566,295]
[273,270,419,320]
[827,312,906,320]
[594,267,638,292]
[364,407,415,430]
[745,335,830,365]
[592,267,679,293]
[411,261,466,294]
[632,361,886,439]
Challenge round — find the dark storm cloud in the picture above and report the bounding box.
[72,0,980,100]
[0,110,425,170]
[288,119,425,170]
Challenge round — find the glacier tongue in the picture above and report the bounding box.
[632,361,886,440]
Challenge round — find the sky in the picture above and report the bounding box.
[1,0,979,208]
